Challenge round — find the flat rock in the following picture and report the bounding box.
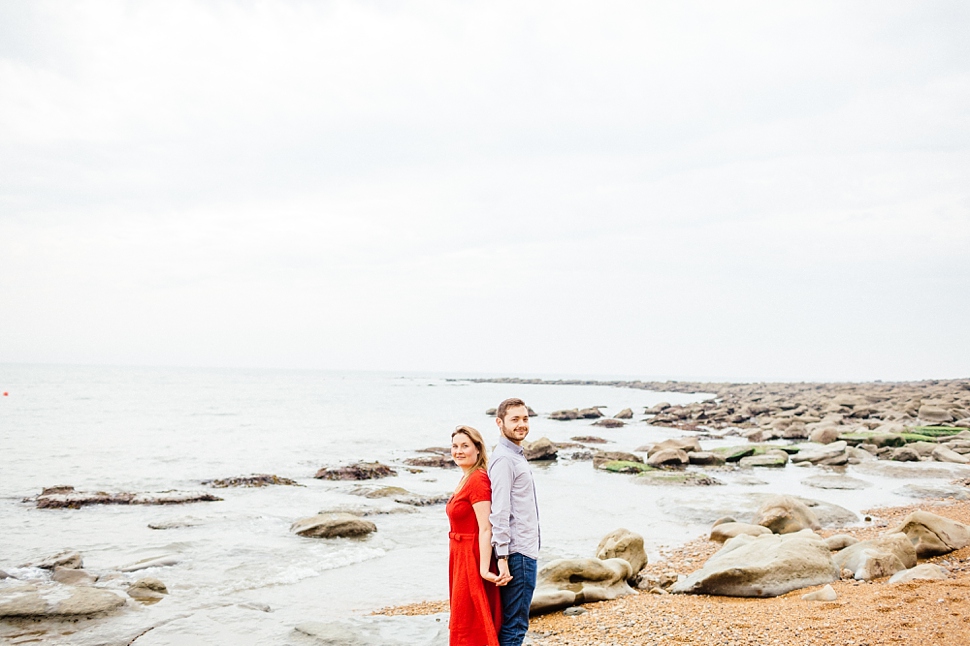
[710,522,772,543]
[889,563,949,584]
[636,471,723,486]
[688,451,726,466]
[403,455,455,469]
[571,435,610,444]
[671,531,839,597]
[853,460,970,480]
[295,614,448,646]
[291,512,377,538]
[592,418,625,428]
[0,584,126,618]
[790,441,848,465]
[647,438,701,457]
[118,555,180,572]
[888,510,970,557]
[932,445,970,464]
[31,488,222,509]
[739,453,788,468]
[894,483,970,501]
[592,451,642,469]
[801,475,871,490]
[204,474,301,487]
[315,462,398,479]
[51,567,95,586]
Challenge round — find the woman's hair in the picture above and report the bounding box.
[451,425,488,472]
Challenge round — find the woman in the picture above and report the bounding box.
[447,425,509,646]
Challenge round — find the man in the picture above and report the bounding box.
[488,398,540,646]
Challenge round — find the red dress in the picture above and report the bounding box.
[447,469,502,646]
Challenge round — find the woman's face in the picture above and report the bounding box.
[451,433,480,469]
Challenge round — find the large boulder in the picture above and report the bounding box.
[833,533,916,580]
[0,584,126,618]
[647,438,701,456]
[595,528,647,575]
[646,449,689,468]
[671,530,839,597]
[530,558,634,614]
[755,495,821,534]
[522,437,558,461]
[290,513,377,538]
[314,462,397,480]
[888,510,970,557]
[709,522,772,543]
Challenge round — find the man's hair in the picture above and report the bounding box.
[497,397,528,421]
[452,425,488,472]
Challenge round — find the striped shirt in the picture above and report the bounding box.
[488,435,540,559]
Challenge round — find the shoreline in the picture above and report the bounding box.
[374,497,970,645]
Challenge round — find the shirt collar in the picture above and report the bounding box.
[498,434,525,455]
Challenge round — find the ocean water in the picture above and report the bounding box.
[1,364,967,645]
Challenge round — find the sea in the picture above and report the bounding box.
[0,364,961,645]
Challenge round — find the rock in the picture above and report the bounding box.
[596,528,647,575]
[592,451,642,469]
[636,471,723,486]
[592,418,625,428]
[808,427,841,444]
[0,584,126,618]
[204,474,300,487]
[888,510,970,557]
[530,558,634,614]
[392,493,451,507]
[932,445,970,464]
[549,409,580,421]
[919,405,954,424]
[801,584,837,601]
[118,555,180,572]
[687,451,726,466]
[563,606,587,616]
[51,567,95,586]
[824,535,860,551]
[755,495,821,534]
[889,563,949,584]
[833,533,916,580]
[0,570,9,580]
[614,408,634,419]
[895,483,970,501]
[403,455,456,469]
[710,522,772,543]
[128,577,169,604]
[868,433,906,448]
[712,516,737,527]
[315,462,398,480]
[528,407,537,417]
[891,447,921,462]
[294,614,449,645]
[671,531,839,597]
[907,441,942,457]
[350,485,410,499]
[801,475,871,490]
[645,402,671,414]
[147,517,204,530]
[739,453,788,468]
[571,435,609,444]
[710,446,756,462]
[598,460,653,474]
[291,512,377,539]
[31,488,222,508]
[485,408,497,416]
[790,441,848,466]
[647,437,701,456]
[522,437,558,461]
[646,449,689,468]
[35,550,83,570]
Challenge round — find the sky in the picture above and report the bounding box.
[1,0,968,382]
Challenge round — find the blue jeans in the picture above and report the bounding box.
[498,553,537,646]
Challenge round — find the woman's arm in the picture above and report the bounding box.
[472,500,506,585]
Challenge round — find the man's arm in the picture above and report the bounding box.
[488,456,514,558]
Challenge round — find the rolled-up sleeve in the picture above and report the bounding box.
[488,456,513,557]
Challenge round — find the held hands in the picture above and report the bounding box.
[481,558,512,586]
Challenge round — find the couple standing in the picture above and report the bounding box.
[447,398,539,646]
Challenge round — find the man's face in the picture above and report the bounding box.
[496,405,530,445]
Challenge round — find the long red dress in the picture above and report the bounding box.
[447,468,502,646]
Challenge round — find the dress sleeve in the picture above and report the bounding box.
[468,469,492,505]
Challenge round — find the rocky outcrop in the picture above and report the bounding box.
[595,528,647,575]
[755,495,821,534]
[522,437,558,461]
[290,513,377,538]
[0,584,126,618]
[832,533,916,580]
[888,510,970,557]
[204,474,301,487]
[315,462,398,480]
[671,530,839,597]
[28,487,222,509]
[530,558,634,615]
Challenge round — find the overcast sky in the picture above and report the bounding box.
[1,1,968,382]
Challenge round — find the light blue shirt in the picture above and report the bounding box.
[488,435,540,559]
